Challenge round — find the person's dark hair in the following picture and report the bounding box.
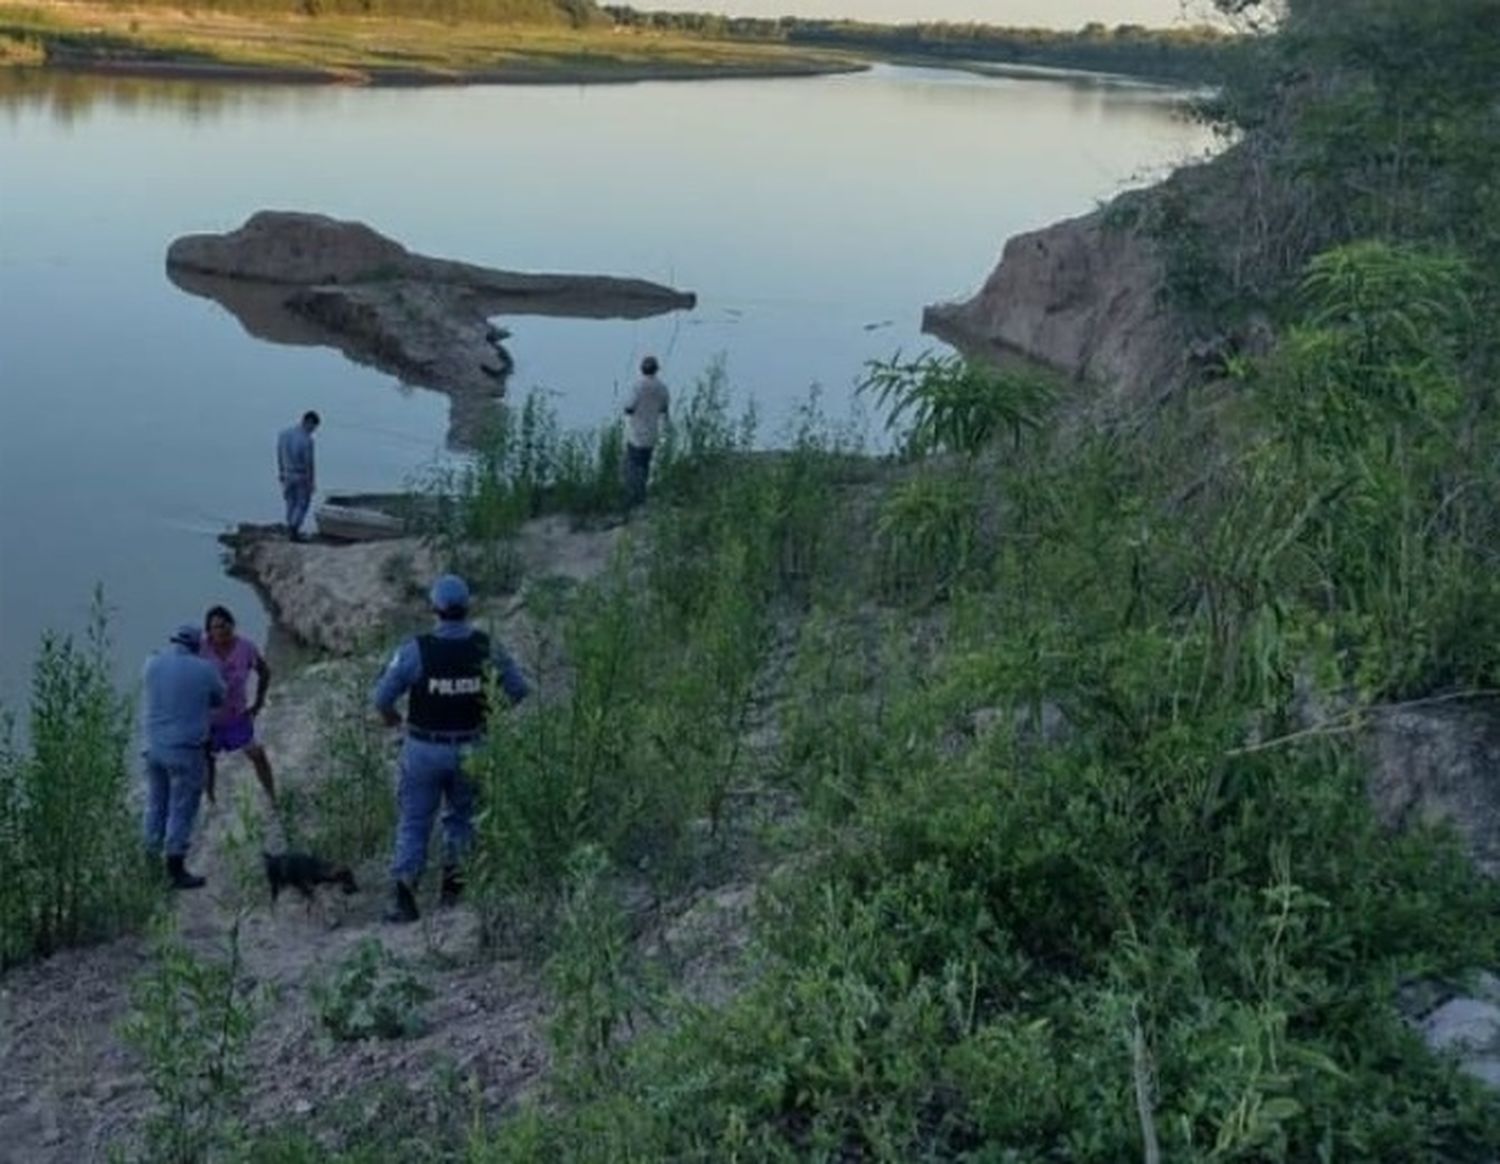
[640,356,659,376]
[205,604,236,632]
[302,410,321,427]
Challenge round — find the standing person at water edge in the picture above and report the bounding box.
[200,605,276,806]
[373,574,529,924]
[142,624,225,890]
[276,409,320,541]
[623,355,670,508]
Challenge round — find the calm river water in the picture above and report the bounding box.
[0,64,1213,707]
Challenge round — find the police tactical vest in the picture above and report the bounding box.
[408,632,490,734]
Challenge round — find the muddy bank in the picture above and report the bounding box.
[220,511,625,655]
[923,152,1272,423]
[219,523,437,655]
[922,194,1188,410]
[168,211,695,448]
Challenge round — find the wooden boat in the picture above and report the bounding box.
[314,502,405,542]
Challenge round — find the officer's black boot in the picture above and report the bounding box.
[439,865,464,908]
[166,854,206,891]
[384,879,419,924]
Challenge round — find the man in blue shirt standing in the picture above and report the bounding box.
[373,574,529,923]
[276,410,320,541]
[143,624,226,889]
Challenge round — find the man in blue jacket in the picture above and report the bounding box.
[276,410,320,541]
[143,624,226,889]
[373,574,529,923]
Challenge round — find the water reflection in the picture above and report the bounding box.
[0,67,331,125]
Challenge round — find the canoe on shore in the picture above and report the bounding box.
[314,503,405,542]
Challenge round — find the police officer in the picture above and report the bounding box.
[143,624,226,889]
[373,574,528,923]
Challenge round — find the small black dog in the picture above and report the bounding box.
[263,850,358,908]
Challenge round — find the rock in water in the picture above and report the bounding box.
[168,211,695,447]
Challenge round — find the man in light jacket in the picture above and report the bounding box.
[623,356,669,508]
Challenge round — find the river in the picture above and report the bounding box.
[0,63,1213,708]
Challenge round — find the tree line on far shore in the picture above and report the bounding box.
[604,7,1236,82]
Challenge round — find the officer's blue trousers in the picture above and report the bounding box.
[143,744,207,857]
[391,737,477,883]
[283,479,313,535]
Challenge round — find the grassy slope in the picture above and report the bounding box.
[0,1,860,81]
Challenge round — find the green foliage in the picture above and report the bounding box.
[472,245,1500,1157]
[0,597,157,968]
[1238,242,1497,697]
[603,7,1235,83]
[876,465,985,601]
[122,917,259,1164]
[1185,0,1500,344]
[466,373,851,953]
[861,351,1056,458]
[421,389,626,594]
[545,846,652,1095]
[650,355,757,498]
[294,668,399,865]
[312,937,434,1041]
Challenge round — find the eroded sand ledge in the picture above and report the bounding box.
[167,210,695,447]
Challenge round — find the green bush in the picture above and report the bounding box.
[296,668,398,866]
[122,916,259,1163]
[545,846,652,1096]
[861,351,1056,458]
[875,465,985,601]
[312,937,433,1041]
[0,601,157,968]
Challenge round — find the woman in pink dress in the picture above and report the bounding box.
[201,605,276,805]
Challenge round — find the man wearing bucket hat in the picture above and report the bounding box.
[373,573,529,923]
[142,624,226,889]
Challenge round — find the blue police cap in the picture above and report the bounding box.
[430,574,470,612]
[171,623,202,650]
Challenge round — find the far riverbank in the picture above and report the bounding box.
[0,2,863,85]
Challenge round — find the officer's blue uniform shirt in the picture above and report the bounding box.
[143,643,226,751]
[373,621,529,717]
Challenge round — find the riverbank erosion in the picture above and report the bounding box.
[218,510,625,654]
[923,150,1275,425]
[167,210,695,447]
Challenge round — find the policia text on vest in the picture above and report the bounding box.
[406,633,491,742]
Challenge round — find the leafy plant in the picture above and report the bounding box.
[876,464,985,600]
[312,937,433,1041]
[860,351,1055,457]
[545,846,653,1096]
[298,666,398,865]
[0,595,157,968]
[122,916,259,1164]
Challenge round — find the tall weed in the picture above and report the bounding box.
[122,915,259,1164]
[296,667,398,865]
[0,600,156,967]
